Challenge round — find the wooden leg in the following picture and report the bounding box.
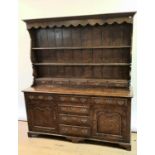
[27,132,38,138]
[65,136,85,143]
[27,132,33,137]
[119,143,131,151]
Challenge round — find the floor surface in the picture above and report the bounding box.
[18,121,137,155]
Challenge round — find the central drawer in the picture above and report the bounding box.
[59,124,90,137]
[57,95,89,103]
[59,114,90,126]
[58,104,89,115]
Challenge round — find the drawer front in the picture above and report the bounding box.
[59,124,90,137]
[25,93,54,104]
[59,114,90,126]
[58,104,89,115]
[57,95,89,103]
[91,97,128,106]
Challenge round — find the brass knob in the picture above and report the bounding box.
[29,95,34,99]
[47,96,53,100]
[38,95,43,99]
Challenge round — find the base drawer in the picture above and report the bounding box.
[59,124,90,137]
[59,114,90,126]
[58,104,89,115]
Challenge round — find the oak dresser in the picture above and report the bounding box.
[23,12,135,150]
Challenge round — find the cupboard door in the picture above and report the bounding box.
[26,94,57,133]
[92,99,130,143]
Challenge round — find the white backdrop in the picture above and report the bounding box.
[18,0,137,131]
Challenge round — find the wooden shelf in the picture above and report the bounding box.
[36,77,129,84]
[32,46,131,50]
[33,63,130,66]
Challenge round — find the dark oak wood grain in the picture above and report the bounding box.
[23,12,135,150]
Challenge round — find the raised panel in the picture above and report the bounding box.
[92,102,129,142]
[97,112,121,135]
[28,104,56,132]
[25,93,57,132]
[30,105,52,126]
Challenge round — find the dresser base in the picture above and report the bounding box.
[27,131,131,151]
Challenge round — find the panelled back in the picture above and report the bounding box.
[29,17,133,88]
[32,24,132,47]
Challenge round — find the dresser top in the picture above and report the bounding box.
[23,12,136,29]
[23,86,132,98]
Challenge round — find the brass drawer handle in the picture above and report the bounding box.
[38,95,43,99]
[80,108,88,112]
[62,128,68,132]
[93,98,103,104]
[47,96,53,100]
[70,107,76,111]
[81,129,88,134]
[70,97,77,102]
[81,118,88,123]
[61,116,67,121]
[60,97,66,101]
[60,106,88,114]
[29,95,34,99]
[117,100,124,105]
[41,81,45,84]
[80,98,87,103]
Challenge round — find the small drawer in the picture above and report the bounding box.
[91,97,127,106]
[59,124,90,137]
[26,94,54,101]
[59,114,90,126]
[58,96,79,102]
[58,105,89,115]
[57,95,88,103]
